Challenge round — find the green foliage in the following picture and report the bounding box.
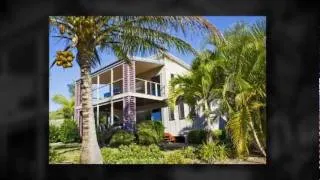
[137,120,165,145]
[180,146,197,159]
[109,130,136,147]
[52,94,74,119]
[211,129,223,141]
[152,121,165,142]
[101,144,164,164]
[197,142,229,163]
[49,125,60,143]
[59,119,80,143]
[49,110,63,120]
[168,18,267,157]
[187,129,207,144]
[163,150,193,164]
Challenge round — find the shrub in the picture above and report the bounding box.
[137,120,164,145]
[181,146,196,159]
[187,130,206,144]
[153,121,165,142]
[163,150,193,164]
[197,142,229,163]
[109,130,136,147]
[211,129,223,141]
[101,144,164,164]
[49,124,60,143]
[59,119,80,143]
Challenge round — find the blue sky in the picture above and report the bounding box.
[49,16,265,112]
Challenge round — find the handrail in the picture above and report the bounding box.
[91,78,123,91]
[135,78,161,86]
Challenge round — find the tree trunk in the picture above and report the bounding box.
[249,120,266,157]
[204,100,213,143]
[79,62,103,164]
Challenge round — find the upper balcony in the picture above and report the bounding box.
[89,59,166,105]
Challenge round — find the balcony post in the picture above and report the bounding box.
[144,80,147,94]
[155,82,158,96]
[111,69,114,96]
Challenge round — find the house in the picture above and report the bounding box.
[74,52,226,142]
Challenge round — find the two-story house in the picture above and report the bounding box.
[74,52,226,142]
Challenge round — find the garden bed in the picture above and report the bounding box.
[49,143,266,164]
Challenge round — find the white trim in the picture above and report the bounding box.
[92,92,166,106]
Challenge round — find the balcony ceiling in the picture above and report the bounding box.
[92,61,163,84]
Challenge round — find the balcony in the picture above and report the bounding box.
[135,78,164,97]
[91,78,164,104]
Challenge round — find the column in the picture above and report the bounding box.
[122,62,136,132]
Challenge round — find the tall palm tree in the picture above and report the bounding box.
[49,16,221,164]
[211,19,266,157]
[168,50,226,143]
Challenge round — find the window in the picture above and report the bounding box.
[171,74,174,79]
[151,109,162,121]
[169,107,175,121]
[178,100,185,120]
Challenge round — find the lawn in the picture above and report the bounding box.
[49,142,266,164]
[49,142,80,164]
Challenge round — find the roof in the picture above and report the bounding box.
[76,52,191,83]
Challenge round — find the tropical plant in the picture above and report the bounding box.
[197,142,229,163]
[136,120,165,145]
[49,110,63,120]
[49,16,221,164]
[49,124,60,143]
[52,94,75,119]
[187,129,207,144]
[169,51,226,143]
[209,19,266,157]
[59,119,80,143]
[109,130,136,147]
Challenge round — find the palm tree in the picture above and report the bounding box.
[168,50,226,143]
[49,16,221,164]
[210,19,266,157]
[52,94,75,120]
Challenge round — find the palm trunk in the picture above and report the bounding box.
[204,100,213,143]
[249,120,266,157]
[79,61,103,164]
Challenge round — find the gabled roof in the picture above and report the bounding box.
[147,51,191,70]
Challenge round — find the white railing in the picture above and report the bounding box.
[91,78,164,103]
[135,78,164,97]
[91,78,123,103]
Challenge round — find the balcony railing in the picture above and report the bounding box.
[91,78,123,103]
[91,78,164,103]
[135,78,164,97]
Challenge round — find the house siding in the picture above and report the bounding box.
[161,57,204,136]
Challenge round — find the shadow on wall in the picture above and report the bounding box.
[178,113,227,138]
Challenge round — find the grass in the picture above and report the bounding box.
[49,143,80,164]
